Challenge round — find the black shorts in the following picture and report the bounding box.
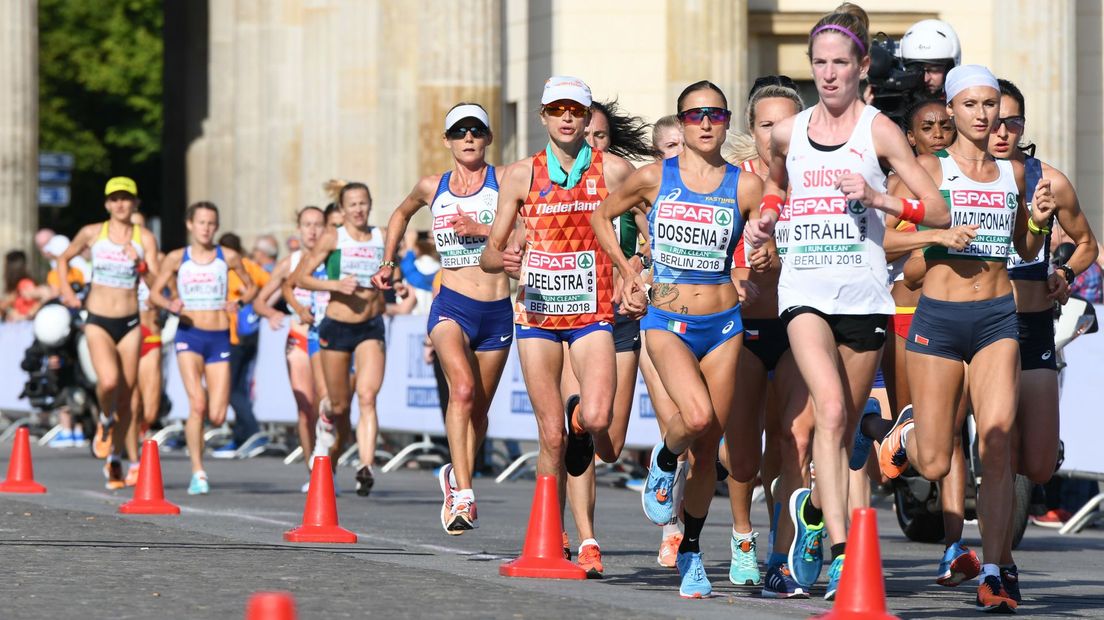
[1017,309,1057,371]
[905,295,1019,363]
[742,318,789,372]
[318,315,385,353]
[85,313,140,344]
[613,310,641,354]
[780,306,888,353]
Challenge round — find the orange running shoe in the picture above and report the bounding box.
[562,532,571,561]
[657,532,683,568]
[125,463,141,487]
[577,542,604,578]
[976,574,1017,613]
[103,458,125,490]
[92,420,113,459]
[877,405,914,479]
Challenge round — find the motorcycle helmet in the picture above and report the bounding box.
[32,303,72,347]
[899,19,962,67]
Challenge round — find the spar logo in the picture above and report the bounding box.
[848,200,866,214]
[478,210,494,224]
[789,196,848,216]
[657,202,714,224]
[715,209,732,226]
[951,190,1006,209]
[527,251,593,270]
[1005,192,1018,210]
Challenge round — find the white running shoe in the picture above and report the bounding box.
[312,415,335,462]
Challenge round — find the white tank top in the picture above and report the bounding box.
[924,153,1018,263]
[288,249,329,324]
[430,167,498,269]
[326,226,384,289]
[177,246,229,311]
[138,280,151,312]
[777,105,893,316]
[90,222,144,290]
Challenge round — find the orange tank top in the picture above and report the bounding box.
[515,148,613,329]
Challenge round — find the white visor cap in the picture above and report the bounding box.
[444,104,490,132]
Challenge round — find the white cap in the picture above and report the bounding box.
[944,64,999,102]
[443,104,490,132]
[42,234,71,258]
[541,76,592,107]
[899,19,962,66]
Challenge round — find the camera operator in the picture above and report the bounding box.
[899,19,962,97]
[866,19,962,125]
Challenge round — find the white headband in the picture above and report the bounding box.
[443,104,490,132]
[944,64,999,102]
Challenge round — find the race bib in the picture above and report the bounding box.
[94,248,139,289]
[340,246,382,288]
[776,196,869,269]
[432,206,494,268]
[179,271,226,311]
[944,189,1016,260]
[522,250,597,316]
[653,200,734,272]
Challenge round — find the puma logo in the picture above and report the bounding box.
[849,147,865,159]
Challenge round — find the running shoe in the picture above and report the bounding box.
[562,532,571,561]
[92,417,113,459]
[1000,565,1021,604]
[761,563,808,599]
[438,463,457,532]
[729,531,762,586]
[878,405,914,479]
[564,394,594,477]
[71,428,89,447]
[1029,508,1072,528]
[936,541,981,587]
[452,495,478,532]
[641,442,676,526]
[676,551,712,598]
[125,463,141,487]
[577,542,604,579]
[312,415,335,461]
[657,532,682,568]
[787,488,825,588]
[976,574,1017,613]
[850,397,880,471]
[48,431,74,449]
[355,465,374,497]
[187,471,210,495]
[824,555,844,601]
[769,500,781,552]
[211,441,238,459]
[103,458,125,490]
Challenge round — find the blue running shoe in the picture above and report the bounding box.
[850,398,880,470]
[187,471,210,495]
[641,443,676,526]
[729,531,762,586]
[824,555,844,600]
[936,541,981,587]
[211,441,238,459]
[787,488,825,588]
[761,563,808,599]
[676,551,712,598]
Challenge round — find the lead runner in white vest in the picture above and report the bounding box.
[744,4,950,601]
[373,103,512,535]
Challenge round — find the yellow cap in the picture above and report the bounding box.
[104,176,138,197]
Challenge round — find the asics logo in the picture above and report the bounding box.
[1042,350,1052,360]
[721,320,735,334]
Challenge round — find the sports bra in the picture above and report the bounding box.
[430,166,498,269]
[177,246,229,311]
[325,226,384,289]
[90,222,143,290]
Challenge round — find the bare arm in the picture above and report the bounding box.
[886,156,977,258]
[254,257,292,327]
[1048,166,1099,277]
[292,228,352,295]
[224,249,257,314]
[480,159,529,274]
[139,228,161,289]
[150,250,183,313]
[372,175,436,290]
[745,117,793,248]
[867,115,950,228]
[56,225,95,308]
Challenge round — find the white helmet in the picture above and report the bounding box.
[32,304,73,348]
[899,19,962,66]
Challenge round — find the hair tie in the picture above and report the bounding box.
[811,24,867,56]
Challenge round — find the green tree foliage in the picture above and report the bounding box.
[38,0,162,233]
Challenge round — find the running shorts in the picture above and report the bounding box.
[892,306,916,340]
[427,285,513,351]
[742,318,789,372]
[641,304,743,361]
[140,325,161,358]
[514,321,612,346]
[318,315,385,353]
[613,305,641,354]
[1017,309,1057,371]
[781,306,889,353]
[905,294,1018,363]
[174,324,231,364]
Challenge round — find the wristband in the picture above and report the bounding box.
[1026,218,1050,236]
[136,260,148,274]
[900,198,926,225]
[381,260,397,268]
[633,252,652,270]
[759,194,783,217]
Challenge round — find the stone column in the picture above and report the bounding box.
[0,0,37,255]
[666,0,748,121]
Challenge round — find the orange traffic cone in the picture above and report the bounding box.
[245,591,297,620]
[119,439,180,515]
[500,474,586,579]
[284,456,356,543]
[812,508,899,620]
[0,427,46,494]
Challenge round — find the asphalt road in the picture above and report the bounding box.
[1,444,1102,619]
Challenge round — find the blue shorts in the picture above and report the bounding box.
[514,321,612,346]
[641,303,743,360]
[174,324,231,364]
[427,285,513,351]
[873,368,886,389]
[318,316,385,353]
[906,294,1018,363]
[307,327,321,357]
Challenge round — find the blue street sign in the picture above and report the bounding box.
[38,168,71,183]
[38,152,75,169]
[38,185,71,207]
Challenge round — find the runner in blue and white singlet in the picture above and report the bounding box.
[373,102,512,534]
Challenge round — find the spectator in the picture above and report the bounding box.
[39,233,90,297]
[251,234,279,273]
[213,232,272,456]
[398,230,440,315]
[2,250,40,321]
[285,234,301,254]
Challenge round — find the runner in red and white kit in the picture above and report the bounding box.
[481,76,634,577]
[745,3,950,600]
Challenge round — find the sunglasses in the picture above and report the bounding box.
[994,115,1025,132]
[542,103,588,118]
[446,125,488,140]
[677,107,732,124]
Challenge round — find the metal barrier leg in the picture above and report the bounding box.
[37,424,64,446]
[337,443,360,467]
[203,426,232,443]
[1058,492,1104,535]
[150,420,185,447]
[0,418,33,443]
[495,450,539,483]
[380,434,447,473]
[284,445,303,465]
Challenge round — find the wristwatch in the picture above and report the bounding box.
[1057,264,1075,284]
[633,252,652,270]
[381,260,397,268]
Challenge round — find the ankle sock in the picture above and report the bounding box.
[657,442,679,472]
[678,511,707,554]
[830,542,846,560]
[802,496,823,525]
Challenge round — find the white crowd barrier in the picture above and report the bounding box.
[0,321,35,414]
